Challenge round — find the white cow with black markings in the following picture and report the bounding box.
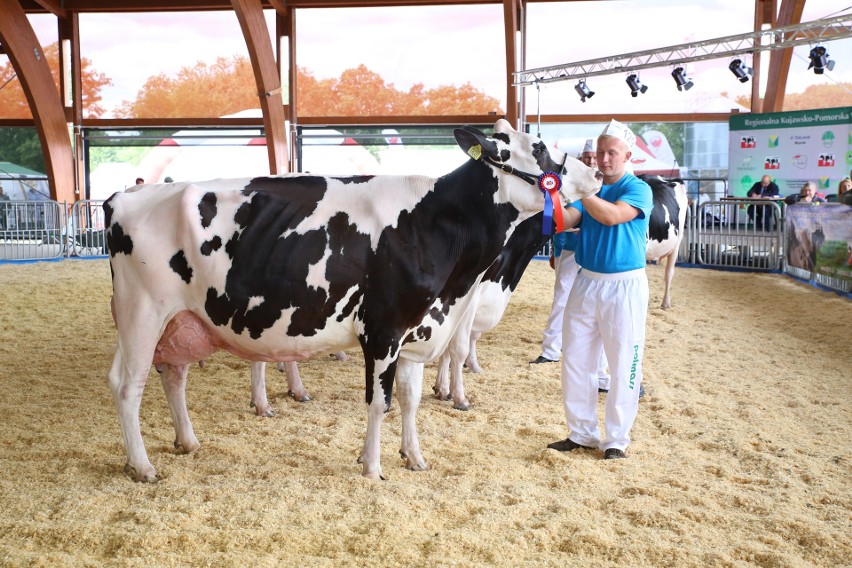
[104,119,602,481]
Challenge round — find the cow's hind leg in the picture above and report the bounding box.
[277,361,312,402]
[464,331,483,374]
[397,359,428,472]
[108,341,160,482]
[160,363,201,454]
[660,248,678,310]
[250,362,275,416]
[432,352,452,401]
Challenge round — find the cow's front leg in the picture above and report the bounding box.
[250,362,274,416]
[397,359,428,471]
[277,361,311,402]
[358,355,398,479]
[159,363,201,454]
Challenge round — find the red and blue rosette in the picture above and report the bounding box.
[538,171,565,235]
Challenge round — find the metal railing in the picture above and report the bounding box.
[1,197,847,296]
[0,200,107,261]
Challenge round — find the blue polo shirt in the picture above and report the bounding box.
[569,173,653,273]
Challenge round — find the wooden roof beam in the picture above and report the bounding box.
[0,0,76,203]
[762,0,806,112]
[29,0,69,18]
[231,0,290,173]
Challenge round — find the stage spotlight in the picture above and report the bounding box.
[574,80,594,102]
[625,74,648,97]
[808,46,835,74]
[671,67,693,91]
[729,59,751,83]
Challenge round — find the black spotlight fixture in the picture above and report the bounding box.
[729,58,751,83]
[626,74,648,97]
[808,45,835,74]
[574,80,594,102]
[671,67,693,91]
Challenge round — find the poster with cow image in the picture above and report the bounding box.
[785,204,852,282]
[729,107,851,198]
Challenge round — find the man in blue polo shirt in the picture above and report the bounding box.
[547,119,653,460]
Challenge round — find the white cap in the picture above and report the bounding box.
[600,119,636,150]
[582,139,595,153]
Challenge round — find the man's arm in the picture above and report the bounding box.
[580,194,639,226]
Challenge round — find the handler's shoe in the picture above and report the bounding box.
[547,438,594,452]
[529,355,558,364]
[604,448,626,460]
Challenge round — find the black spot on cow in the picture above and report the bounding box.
[169,250,193,284]
[335,175,375,185]
[198,192,217,228]
[643,176,682,244]
[106,222,133,257]
[234,202,252,229]
[200,235,222,256]
[492,132,510,144]
[224,231,240,258]
[205,287,234,327]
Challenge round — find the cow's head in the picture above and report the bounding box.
[454,119,602,213]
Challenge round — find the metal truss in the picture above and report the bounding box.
[513,13,852,86]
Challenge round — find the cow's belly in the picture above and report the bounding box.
[153,310,358,366]
[646,230,680,261]
[471,283,512,334]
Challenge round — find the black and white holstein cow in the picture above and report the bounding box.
[639,174,688,310]
[104,119,602,481]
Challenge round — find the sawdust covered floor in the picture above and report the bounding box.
[0,258,849,567]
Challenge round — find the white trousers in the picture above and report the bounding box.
[560,267,648,451]
[541,253,609,383]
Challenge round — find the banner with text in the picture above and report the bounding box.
[728,107,852,198]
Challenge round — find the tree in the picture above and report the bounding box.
[115,56,258,118]
[0,42,112,119]
[736,82,852,112]
[296,63,502,116]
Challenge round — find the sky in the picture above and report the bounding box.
[20,0,852,118]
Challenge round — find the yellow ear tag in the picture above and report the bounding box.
[467,144,482,160]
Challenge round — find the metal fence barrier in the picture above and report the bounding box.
[688,199,784,271]
[0,200,66,261]
[0,200,107,261]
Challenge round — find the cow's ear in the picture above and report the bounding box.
[455,127,498,162]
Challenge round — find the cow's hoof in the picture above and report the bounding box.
[124,462,160,483]
[468,364,483,374]
[405,460,429,472]
[362,471,387,481]
[452,400,471,411]
[288,390,312,403]
[173,439,201,454]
